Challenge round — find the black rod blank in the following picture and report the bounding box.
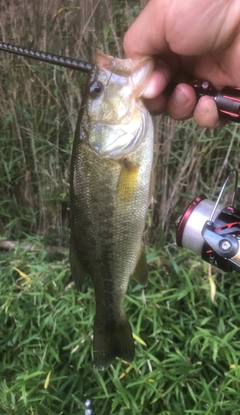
[0,41,95,73]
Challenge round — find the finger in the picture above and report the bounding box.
[166,84,197,120]
[193,95,221,127]
[123,1,167,59]
[142,60,174,99]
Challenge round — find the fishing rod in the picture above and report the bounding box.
[0,41,95,73]
[189,79,240,123]
[1,41,240,122]
[165,79,240,123]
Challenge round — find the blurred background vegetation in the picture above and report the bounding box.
[0,0,143,242]
[1,0,240,244]
[1,1,240,414]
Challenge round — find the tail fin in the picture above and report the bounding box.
[93,315,135,370]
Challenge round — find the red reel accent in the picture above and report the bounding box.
[176,195,207,246]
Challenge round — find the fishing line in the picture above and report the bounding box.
[105,57,116,88]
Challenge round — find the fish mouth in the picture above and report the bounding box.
[96,51,154,98]
[90,107,149,159]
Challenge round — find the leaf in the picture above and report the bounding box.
[132,332,147,347]
[187,382,197,403]
[209,275,216,302]
[44,371,51,389]
[13,266,31,285]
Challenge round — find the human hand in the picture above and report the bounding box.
[124,0,240,127]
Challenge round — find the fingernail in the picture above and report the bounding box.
[172,87,189,107]
[197,99,208,116]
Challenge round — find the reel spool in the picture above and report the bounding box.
[176,169,240,272]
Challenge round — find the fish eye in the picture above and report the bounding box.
[89,81,104,99]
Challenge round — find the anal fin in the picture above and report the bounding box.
[130,247,149,287]
[69,234,88,290]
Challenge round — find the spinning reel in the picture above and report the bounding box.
[176,169,240,273]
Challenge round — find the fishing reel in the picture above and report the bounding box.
[176,169,240,272]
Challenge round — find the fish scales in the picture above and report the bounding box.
[70,51,154,370]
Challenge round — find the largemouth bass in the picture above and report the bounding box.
[70,51,154,370]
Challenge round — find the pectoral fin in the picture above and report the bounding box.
[130,247,148,287]
[117,160,140,201]
[69,235,88,290]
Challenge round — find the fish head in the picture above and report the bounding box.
[85,51,154,159]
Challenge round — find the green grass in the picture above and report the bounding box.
[1,240,240,414]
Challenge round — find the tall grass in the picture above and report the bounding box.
[0,0,144,239]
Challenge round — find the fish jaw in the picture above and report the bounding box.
[86,52,154,160]
[96,50,154,97]
[89,106,149,159]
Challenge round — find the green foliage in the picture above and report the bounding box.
[0,0,144,240]
[1,243,240,414]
